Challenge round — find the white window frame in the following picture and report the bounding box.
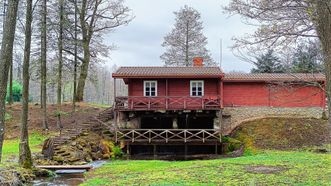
[144,80,158,97]
[190,80,204,97]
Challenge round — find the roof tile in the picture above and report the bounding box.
[224,73,325,82]
[113,66,223,78]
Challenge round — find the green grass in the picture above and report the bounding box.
[88,103,111,108]
[2,132,48,161]
[82,150,331,186]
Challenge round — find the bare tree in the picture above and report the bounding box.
[73,0,78,112]
[19,0,33,168]
[72,0,133,102]
[57,0,64,111]
[161,5,215,67]
[40,0,48,129]
[0,0,19,162]
[225,0,331,138]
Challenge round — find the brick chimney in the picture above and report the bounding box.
[193,57,203,67]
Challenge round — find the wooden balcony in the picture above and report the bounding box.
[115,129,221,144]
[115,96,221,111]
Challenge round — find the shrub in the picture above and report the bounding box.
[111,146,124,159]
[6,80,22,102]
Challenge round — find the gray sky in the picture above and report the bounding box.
[105,0,255,72]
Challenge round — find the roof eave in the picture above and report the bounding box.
[112,74,223,79]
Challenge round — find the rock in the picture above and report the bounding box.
[91,151,103,161]
[102,153,111,159]
[78,140,87,147]
[81,132,89,136]
[77,144,84,150]
[73,161,88,165]
[32,168,54,177]
[99,139,114,155]
[55,150,66,154]
[68,157,81,162]
[314,148,328,153]
[71,141,77,146]
[85,156,93,162]
[53,156,64,162]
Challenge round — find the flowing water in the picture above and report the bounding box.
[30,161,107,186]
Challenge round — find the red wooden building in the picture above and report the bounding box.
[111,61,325,156]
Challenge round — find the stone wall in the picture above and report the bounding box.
[222,107,325,135]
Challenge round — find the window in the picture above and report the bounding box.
[190,80,204,97]
[144,81,157,97]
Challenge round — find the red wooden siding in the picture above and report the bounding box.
[128,79,219,97]
[223,82,325,107]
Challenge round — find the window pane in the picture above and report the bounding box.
[198,87,202,91]
[198,82,202,87]
[146,92,150,96]
[151,87,155,91]
[151,82,155,87]
[151,92,155,96]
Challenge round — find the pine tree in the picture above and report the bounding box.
[161,5,215,67]
[291,41,324,73]
[251,50,285,73]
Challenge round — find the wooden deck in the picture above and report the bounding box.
[115,129,221,144]
[115,96,221,111]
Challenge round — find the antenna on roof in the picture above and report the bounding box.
[220,38,223,68]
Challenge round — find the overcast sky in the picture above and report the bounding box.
[105,0,255,72]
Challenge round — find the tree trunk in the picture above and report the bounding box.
[8,63,13,104]
[57,0,64,111]
[315,1,331,142]
[72,0,78,111]
[185,21,189,67]
[75,41,90,102]
[0,0,19,162]
[19,0,33,169]
[41,0,48,130]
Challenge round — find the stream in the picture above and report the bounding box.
[29,161,107,186]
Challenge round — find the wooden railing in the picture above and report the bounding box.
[115,96,221,110]
[115,129,221,143]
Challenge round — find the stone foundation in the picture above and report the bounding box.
[222,107,325,135]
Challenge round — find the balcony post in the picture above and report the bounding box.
[166,79,169,109]
[113,78,117,106]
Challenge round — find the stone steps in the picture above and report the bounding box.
[44,107,116,158]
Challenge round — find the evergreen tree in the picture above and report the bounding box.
[291,41,324,73]
[161,5,215,66]
[251,50,285,73]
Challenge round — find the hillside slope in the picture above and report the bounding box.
[232,117,329,150]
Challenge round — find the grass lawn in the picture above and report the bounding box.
[82,150,331,186]
[1,132,48,162]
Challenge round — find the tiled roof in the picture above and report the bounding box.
[224,73,325,82]
[112,66,223,78]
